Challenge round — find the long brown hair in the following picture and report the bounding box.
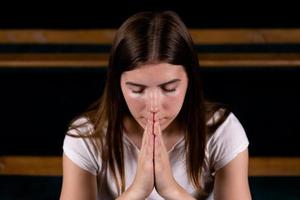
[68,11,230,196]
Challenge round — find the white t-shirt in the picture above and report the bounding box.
[63,110,249,200]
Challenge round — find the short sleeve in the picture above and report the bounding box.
[63,117,101,176]
[207,112,249,172]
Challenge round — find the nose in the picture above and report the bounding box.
[148,88,161,114]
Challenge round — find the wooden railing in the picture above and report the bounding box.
[1,53,300,68]
[0,29,300,68]
[1,29,300,44]
[0,156,299,176]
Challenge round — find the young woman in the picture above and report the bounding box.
[60,11,251,200]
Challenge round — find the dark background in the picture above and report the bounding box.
[0,0,299,28]
[0,1,299,200]
[0,0,299,157]
[0,67,300,157]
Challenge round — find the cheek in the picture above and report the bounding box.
[163,92,186,114]
[123,93,145,115]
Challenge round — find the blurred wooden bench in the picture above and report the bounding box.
[0,29,300,68]
[0,156,299,176]
[1,29,300,44]
[1,53,300,68]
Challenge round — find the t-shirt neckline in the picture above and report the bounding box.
[122,131,185,154]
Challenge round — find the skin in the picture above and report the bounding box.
[120,63,189,199]
[120,63,189,151]
[60,62,252,200]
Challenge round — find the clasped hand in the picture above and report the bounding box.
[128,90,184,199]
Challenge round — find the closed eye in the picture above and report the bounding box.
[162,87,176,92]
[132,87,176,93]
[126,79,180,94]
[161,83,178,92]
[132,88,145,93]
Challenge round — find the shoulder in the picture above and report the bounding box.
[63,116,102,175]
[206,110,249,172]
[67,116,95,136]
[211,111,247,138]
[206,109,246,141]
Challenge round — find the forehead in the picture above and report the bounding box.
[121,63,187,82]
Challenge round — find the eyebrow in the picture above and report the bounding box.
[125,79,181,87]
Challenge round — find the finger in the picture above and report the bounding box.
[154,122,160,158]
[141,119,150,148]
[154,134,161,160]
[153,121,161,136]
[146,108,154,135]
[145,121,154,160]
[147,131,154,160]
[144,114,153,147]
[154,111,161,123]
[141,120,153,159]
[146,111,152,126]
[147,110,153,121]
[154,121,167,152]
